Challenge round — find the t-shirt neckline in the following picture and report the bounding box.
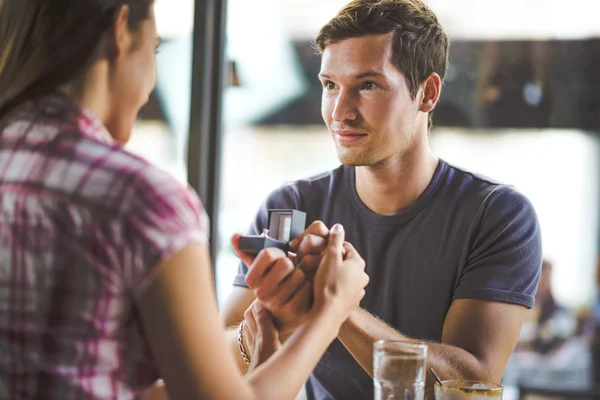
[348,159,448,225]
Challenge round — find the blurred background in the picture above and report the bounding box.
[128,0,600,398]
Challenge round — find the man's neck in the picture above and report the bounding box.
[354,143,439,216]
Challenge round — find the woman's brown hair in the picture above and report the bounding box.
[0,0,153,119]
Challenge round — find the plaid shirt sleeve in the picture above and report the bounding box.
[123,167,210,296]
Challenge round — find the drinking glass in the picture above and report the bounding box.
[435,380,503,400]
[373,340,428,400]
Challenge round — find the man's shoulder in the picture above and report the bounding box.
[443,161,513,198]
[441,161,537,223]
[443,161,505,191]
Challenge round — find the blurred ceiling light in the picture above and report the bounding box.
[426,0,600,40]
[280,0,600,40]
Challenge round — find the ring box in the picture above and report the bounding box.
[238,209,306,255]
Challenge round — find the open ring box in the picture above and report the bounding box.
[238,209,306,255]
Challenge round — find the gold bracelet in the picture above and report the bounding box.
[237,321,251,365]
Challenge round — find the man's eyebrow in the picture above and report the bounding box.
[355,71,385,79]
[318,71,385,80]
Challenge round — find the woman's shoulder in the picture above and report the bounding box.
[105,150,204,229]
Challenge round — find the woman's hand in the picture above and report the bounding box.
[311,224,369,323]
[243,300,281,373]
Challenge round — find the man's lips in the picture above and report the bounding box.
[335,130,367,144]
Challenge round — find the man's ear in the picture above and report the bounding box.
[105,5,132,60]
[419,72,442,113]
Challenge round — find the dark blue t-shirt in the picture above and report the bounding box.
[233,160,542,400]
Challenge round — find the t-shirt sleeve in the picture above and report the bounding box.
[232,185,301,288]
[453,185,542,309]
[124,169,210,295]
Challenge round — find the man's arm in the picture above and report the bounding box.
[291,226,523,383]
[338,299,527,386]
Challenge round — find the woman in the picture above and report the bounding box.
[0,1,369,399]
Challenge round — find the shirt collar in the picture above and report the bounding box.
[36,92,115,145]
[77,107,115,145]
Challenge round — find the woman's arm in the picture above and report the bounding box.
[137,224,366,400]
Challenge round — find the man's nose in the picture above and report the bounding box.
[332,90,358,122]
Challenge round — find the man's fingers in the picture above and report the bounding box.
[274,268,307,305]
[342,241,358,261]
[254,257,296,300]
[283,281,312,315]
[341,241,366,273]
[231,233,255,267]
[288,220,329,251]
[297,237,349,273]
[287,251,298,265]
[245,247,289,288]
[296,254,321,277]
[296,234,328,262]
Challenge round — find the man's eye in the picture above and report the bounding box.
[325,81,336,90]
[362,82,376,90]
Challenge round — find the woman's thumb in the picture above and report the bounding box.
[253,302,279,346]
[327,223,345,253]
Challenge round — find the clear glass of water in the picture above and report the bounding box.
[373,340,428,400]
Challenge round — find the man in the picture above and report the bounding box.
[222,1,542,398]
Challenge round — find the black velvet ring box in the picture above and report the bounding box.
[238,209,306,255]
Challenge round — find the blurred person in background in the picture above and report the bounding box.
[475,41,551,128]
[531,260,577,354]
[518,260,576,355]
[0,1,369,399]
[503,261,588,389]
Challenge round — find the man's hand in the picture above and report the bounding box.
[230,220,345,338]
[290,221,351,282]
[289,221,331,281]
[231,234,312,336]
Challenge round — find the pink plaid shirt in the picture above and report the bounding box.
[0,94,209,399]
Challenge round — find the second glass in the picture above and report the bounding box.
[373,340,428,400]
[435,380,503,399]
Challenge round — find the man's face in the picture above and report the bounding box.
[319,33,424,167]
